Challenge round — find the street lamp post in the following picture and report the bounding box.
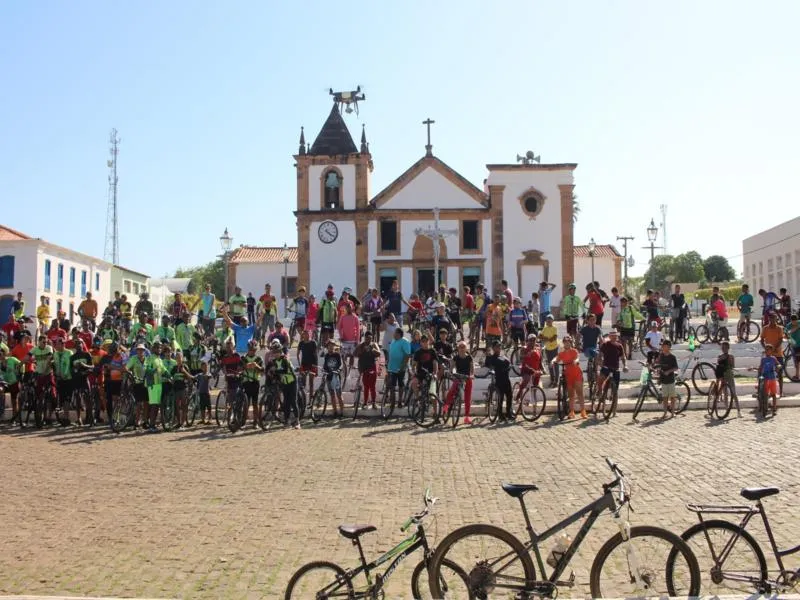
[587,237,596,285]
[281,243,289,318]
[643,218,663,291]
[219,227,233,301]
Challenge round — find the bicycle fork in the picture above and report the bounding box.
[613,511,651,592]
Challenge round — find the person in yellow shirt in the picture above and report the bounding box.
[540,314,560,387]
[36,296,51,337]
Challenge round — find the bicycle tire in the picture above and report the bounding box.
[427,523,536,600]
[450,392,462,427]
[214,390,227,426]
[90,386,101,425]
[671,519,767,596]
[712,380,733,420]
[632,385,650,421]
[674,380,691,414]
[410,557,470,599]
[691,362,716,396]
[695,324,710,344]
[510,347,522,376]
[784,351,799,382]
[111,391,134,433]
[487,386,499,424]
[258,387,274,430]
[380,385,395,420]
[596,379,617,422]
[717,326,730,343]
[706,382,716,415]
[227,391,246,433]
[351,385,361,420]
[283,560,354,600]
[186,390,199,426]
[161,392,178,431]
[33,390,46,428]
[556,379,568,420]
[210,360,220,389]
[310,387,327,423]
[757,378,769,419]
[518,384,546,422]
[414,393,439,428]
[590,525,701,598]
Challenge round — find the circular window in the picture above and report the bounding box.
[524,197,538,213]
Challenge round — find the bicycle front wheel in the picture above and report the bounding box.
[380,386,395,420]
[283,560,354,600]
[695,324,710,344]
[111,392,134,433]
[410,557,471,599]
[310,388,328,423]
[712,381,733,420]
[428,523,536,600]
[161,393,177,431]
[414,393,439,428]
[518,385,546,422]
[590,525,701,598]
[214,390,227,426]
[674,380,691,414]
[486,387,500,424]
[691,362,716,396]
[671,519,767,596]
[186,390,199,426]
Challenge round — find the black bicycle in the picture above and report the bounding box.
[632,361,691,421]
[674,486,799,595]
[284,490,470,599]
[427,458,701,598]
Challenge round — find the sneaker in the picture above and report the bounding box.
[294,422,301,430]
[463,416,472,425]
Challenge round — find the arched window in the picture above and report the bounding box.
[323,169,342,209]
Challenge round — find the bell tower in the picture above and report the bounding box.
[294,102,373,294]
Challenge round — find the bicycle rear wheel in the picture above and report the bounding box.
[227,392,246,433]
[310,388,327,423]
[695,324,710,344]
[556,379,568,420]
[111,392,134,433]
[671,519,767,596]
[632,386,652,421]
[691,362,716,396]
[738,320,760,343]
[380,386,395,420]
[510,347,522,376]
[712,380,733,420]
[486,387,500,423]
[590,525,701,598]
[674,380,691,414]
[595,380,618,422]
[214,390,227,426]
[186,390,199,426]
[427,523,536,600]
[161,393,178,431]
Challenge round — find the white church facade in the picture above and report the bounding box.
[293,104,577,307]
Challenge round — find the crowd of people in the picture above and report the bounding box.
[0,277,797,431]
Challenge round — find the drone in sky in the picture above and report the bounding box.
[330,86,366,116]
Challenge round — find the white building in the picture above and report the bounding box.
[0,224,112,325]
[293,103,578,310]
[228,246,299,318]
[573,244,623,294]
[743,216,800,310]
[148,278,193,318]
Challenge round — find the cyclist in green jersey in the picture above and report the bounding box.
[175,313,194,350]
[124,343,151,428]
[171,350,193,428]
[241,341,264,428]
[128,313,153,346]
[28,335,55,423]
[52,338,73,423]
[160,343,176,417]
[151,315,176,348]
[185,333,208,376]
[0,344,23,426]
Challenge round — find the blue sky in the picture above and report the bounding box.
[2,1,798,279]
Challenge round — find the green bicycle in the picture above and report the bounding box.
[284,490,469,599]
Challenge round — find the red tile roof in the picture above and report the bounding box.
[0,224,32,241]
[229,246,299,264]
[573,244,622,258]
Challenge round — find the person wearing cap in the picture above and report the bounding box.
[540,315,559,387]
[322,339,344,417]
[597,329,627,401]
[267,338,300,428]
[431,303,454,339]
[0,343,23,425]
[514,334,542,409]
[561,284,583,339]
[36,296,51,338]
[552,336,585,419]
[287,286,309,339]
[134,292,154,324]
[355,331,381,410]
[615,297,641,360]
[319,288,338,348]
[644,320,663,366]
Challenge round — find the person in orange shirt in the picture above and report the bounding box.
[552,336,585,419]
[78,292,99,328]
[11,333,34,373]
[760,313,784,353]
[484,301,504,346]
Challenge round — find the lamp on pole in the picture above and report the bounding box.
[219,227,233,301]
[587,237,596,285]
[281,243,289,318]
[643,218,663,291]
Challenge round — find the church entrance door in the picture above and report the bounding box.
[416,268,443,299]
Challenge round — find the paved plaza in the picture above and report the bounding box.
[3,406,799,599]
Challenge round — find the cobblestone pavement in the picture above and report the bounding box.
[2,408,799,599]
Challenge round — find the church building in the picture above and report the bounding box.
[295,103,577,308]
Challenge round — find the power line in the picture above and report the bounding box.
[724,230,800,262]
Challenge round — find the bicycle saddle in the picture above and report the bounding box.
[740,486,779,501]
[338,524,377,539]
[501,483,539,498]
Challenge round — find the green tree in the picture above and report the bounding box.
[174,259,225,299]
[703,255,736,282]
[642,255,675,291]
[572,194,580,223]
[672,251,705,283]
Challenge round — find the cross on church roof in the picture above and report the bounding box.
[423,118,435,156]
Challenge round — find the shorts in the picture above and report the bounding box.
[262,314,276,330]
[321,323,335,334]
[599,367,621,385]
[510,328,525,343]
[661,382,677,398]
[564,367,583,386]
[199,392,211,410]
[294,317,306,330]
[620,327,635,340]
[147,383,162,405]
[763,379,778,397]
[106,380,122,398]
[369,315,382,327]
[388,370,406,390]
[325,373,341,394]
[582,346,598,360]
[341,341,357,356]
[300,364,318,376]
[566,318,579,337]
[485,334,501,347]
[738,312,751,323]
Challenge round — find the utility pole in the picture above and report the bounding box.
[616,235,634,295]
[104,129,120,264]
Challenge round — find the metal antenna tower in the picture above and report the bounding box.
[659,203,667,255]
[104,129,120,264]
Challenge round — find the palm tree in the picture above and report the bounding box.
[572,194,580,223]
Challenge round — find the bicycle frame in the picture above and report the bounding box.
[691,502,800,588]
[516,489,619,585]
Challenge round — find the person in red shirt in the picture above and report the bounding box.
[337,288,354,320]
[514,334,543,406]
[406,293,425,332]
[584,283,608,327]
[11,333,34,373]
[171,293,188,322]
[46,322,68,345]
[77,322,94,351]
[1,315,21,347]
[337,303,361,370]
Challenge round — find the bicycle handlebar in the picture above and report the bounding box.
[400,491,438,532]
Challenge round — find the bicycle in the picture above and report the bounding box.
[110,374,137,433]
[284,489,469,599]
[695,312,730,345]
[755,375,778,419]
[226,375,249,433]
[379,370,402,420]
[512,369,546,422]
[674,486,799,595]
[477,368,500,424]
[632,361,691,421]
[706,375,734,421]
[591,368,623,422]
[553,363,569,421]
[412,368,440,428]
[736,314,761,343]
[440,372,467,428]
[310,370,340,423]
[427,458,701,599]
